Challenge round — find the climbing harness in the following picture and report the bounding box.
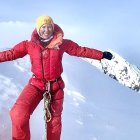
[42,77,61,139]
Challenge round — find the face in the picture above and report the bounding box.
[39,24,54,40]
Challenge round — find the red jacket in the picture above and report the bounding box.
[0,29,103,91]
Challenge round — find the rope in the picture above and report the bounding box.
[43,81,52,139]
[43,91,52,122]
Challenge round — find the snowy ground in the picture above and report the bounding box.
[83,50,140,92]
[0,54,140,140]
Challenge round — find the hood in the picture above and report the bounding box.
[31,29,41,44]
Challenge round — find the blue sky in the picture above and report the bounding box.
[0,0,140,66]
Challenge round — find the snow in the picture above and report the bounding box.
[83,50,140,92]
[0,51,140,140]
[66,89,86,103]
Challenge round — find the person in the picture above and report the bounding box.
[0,15,113,140]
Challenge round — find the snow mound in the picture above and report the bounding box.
[83,50,140,92]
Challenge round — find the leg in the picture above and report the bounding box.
[10,84,43,140]
[47,89,64,140]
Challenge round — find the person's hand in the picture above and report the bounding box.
[102,51,113,60]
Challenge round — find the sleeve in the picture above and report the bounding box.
[0,40,28,62]
[64,40,103,60]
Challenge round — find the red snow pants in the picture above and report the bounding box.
[10,81,64,140]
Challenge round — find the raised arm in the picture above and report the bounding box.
[0,41,28,62]
[63,39,103,60]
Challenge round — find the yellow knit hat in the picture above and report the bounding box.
[36,15,54,33]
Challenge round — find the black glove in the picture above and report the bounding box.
[102,51,113,60]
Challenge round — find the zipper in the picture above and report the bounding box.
[40,49,45,83]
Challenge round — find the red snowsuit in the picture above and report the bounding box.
[0,25,103,140]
